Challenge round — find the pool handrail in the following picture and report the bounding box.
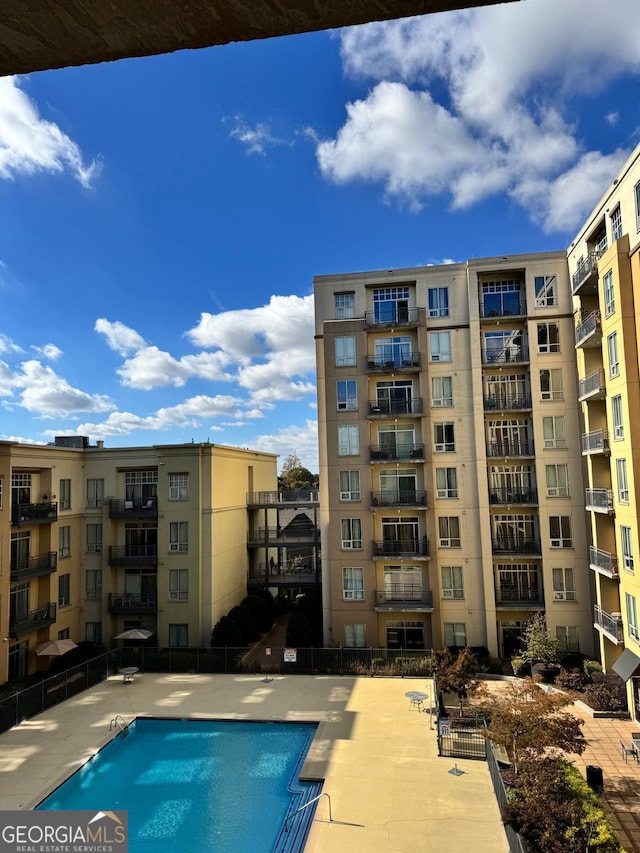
[284,792,332,830]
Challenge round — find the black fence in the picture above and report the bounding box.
[437,714,488,761]
[486,742,529,853]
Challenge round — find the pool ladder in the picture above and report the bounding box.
[109,715,131,736]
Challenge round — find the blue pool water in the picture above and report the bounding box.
[37,718,321,853]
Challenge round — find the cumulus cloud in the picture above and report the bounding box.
[316,0,640,232]
[95,318,147,356]
[31,343,62,360]
[228,117,289,156]
[0,76,100,187]
[15,360,114,416]
[0,334,22,354]
[250,419,319,473]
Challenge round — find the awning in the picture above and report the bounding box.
[612,648,640,682]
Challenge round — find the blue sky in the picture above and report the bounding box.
[1,0,639,472]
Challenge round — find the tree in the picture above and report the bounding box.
[210,615,243,647]
[279,452,317,491]
[432,646,480,715]
[520,612,561,667]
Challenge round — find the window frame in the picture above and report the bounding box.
[612,394,624,439]
[342,567,364,601]
[336,379,358,411]
[344,623,366,648]
[169,521,189,553]
[338,425,359,456]
[58,572,70,607]
[625,592,638,642]
[611,205,623,241]
[169,473,189,501]
[621,525,634,573]
[443,622,467,648]
[168,624,189,647]
[539,368,563,401]
[441,565,464,599]
[552,566,576,601]
[59,525,71,559]
[86,478,104,508]
[428,287,449,318]
[86,522,102,554]
[603,269,615,317]
[335,292,355,320]
[537,322,560,354]
[59,478,71,511]
[339,470,361,502]
[341,518,363,550]
[335,335,356,367]
[85,568,102,600]
[438,516,461,548]
[545,464,569,498]
[169,568,189,601]
[436,467,458,499]
[431,376,453,407]
[556,625,580,653]
[607,332,619,378]
[429,331,451,363]
[433,422,455,453]
[534,275,557,308]
[543,415,566,449]
[549,515,572,548]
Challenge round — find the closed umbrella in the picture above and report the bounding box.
[114,629,153,641]
[34,639,78,656]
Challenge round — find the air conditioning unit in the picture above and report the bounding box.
[553,591,566,601]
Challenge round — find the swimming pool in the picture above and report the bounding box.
[36,718,322,853]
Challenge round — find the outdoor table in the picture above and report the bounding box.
[118,666,139,684]
[405,691,428,711]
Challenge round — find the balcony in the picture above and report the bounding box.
[480,301,526,320]
[10,551,57,582]
[582,429,610,456]
[481,346,529,366]
[247,489,319,506]
[11,501,58,526]
[374,587,433,611]
[247,527,320,546]
[371,490,427,508]
[108,544,158,567]
[108,497,158,519]
[108,592,157,614]
[578,368,606,402]
[489,487,537,506]
[495,584,544,607]
[363,307,423,329]
[589,546,619,579]
[594,604,624,644]
[571,253,599,295]
[9,602,57,639]
[486,441,535,459]
[491,538,541,556]
[575,310,602,348]
[372,539,430,559]
[365,354,420,373]
[369,443,424,462]
[368,398,423,417]
[585,488,614,514]
[484,394,532,412]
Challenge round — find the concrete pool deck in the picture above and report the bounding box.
[0,673,508,853]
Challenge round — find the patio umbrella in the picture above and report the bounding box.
[114,629,153,641]
[34,639,78,656]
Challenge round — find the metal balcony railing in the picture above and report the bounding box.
[589,546,619,579]
[108,593,157,614]
[585,488,614,514]
[247,490,319,505]
[480,301,526,319]
[582,429,610,455]
[9,602,57,638]
[11,502,58,525]
[491,537,541,555]
[371,490,427,507]
[481,346,529,365]
[10,551,57,582]
[578,368,606,400]
[108,544,158,566]
[365,354,421,372]
[368,398,423,416]
[372,539,430,558]
[571,252,599,294]
[375,587,433,607]
[247,527,319,545]
[593,604,623,642]
[484,394,532,411]
[486,441,535,458]
[369,443,424,462]
[575,310,601,347]
[363,307,423,328]
[488,488,537,505]
[495,584,544,606]
[108,497,158,518]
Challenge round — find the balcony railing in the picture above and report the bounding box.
[368,398,423,416]
[491,537,541,555]
[375,587,433,607]
[585,488,614,514]
[578,368,606,401]
[372,539,430,558]
[481,346,529,365]
[489,488,537,505]
[9,602,57,639]
[247,490,319,505]
[495,584,544,606]
[484,394,532,412]
[11,502,58,526]
[10,551,57,582]
[593,604,624,643]
[108,545,158,566]
[363,307,422,328]
[575,310,602,347]
[571,252,599,294]
[486,441,535,458]
[589,546,619,579]
[247,527,320,546]
[108,497,158,518]
[371,490,427,507]
[582,429,610,455]
[369,443,424,462]
[365,354,420,372]
[108,593,157,614]
[480,301,526,319]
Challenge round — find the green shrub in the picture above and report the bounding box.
[584,659,603,676]
[210,615,243,647]
[583,672,627,712]
[241,595,274,633]
[228,605,257,644]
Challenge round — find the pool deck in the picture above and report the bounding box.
[0,673,508,853]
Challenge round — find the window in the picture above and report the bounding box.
[482,279,522,316]
[169,624,189,647]
[373,335,411,368]
[169,569,189,601]
[125,470,157,504]
[444,622,467,648]
[338,425,359,456]
[534,275,557,307]
[603,269,615,316]
[342,567,364,600]
[85,622,102,643]
[616,459,629,503]
[537,322,560,353]
[59,525,71,559]
[86,523,102,554]
[540,369,563,401]
[169,473,189,501]
[373,286,409,324]
[441,566,464,599]
[12,472,31,507]
[552,567,576,601]
[612,394,624,439]
[546,464,569,497]
[543,415,566,449]
[434,422,455,452]
[344,624,366,647]
[626,593,639,642]
[339,470,361,501]
[86,478,104,508]
[550,516,572,548]
[58,627,70,640]
[438,516,461,548]
[429,331,451,362]
[169,522,188,552]
[59,478,71,510]
[556,626,580,653]
[341,518,362,549]
[621,525,634,572]
[607,332,619,378]
[428,287,449,317]
[335,336,356,367]
[335,292,355,319]
[86,569,102,600]
[611,205,623,241]
[431,376,453,407]
[58,573,70,607]
[436,467,458,498]
[337,379,358,411]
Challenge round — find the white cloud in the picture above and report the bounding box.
[317,0,640,232]
[250,419,319,473]
[606,112,620,126]
[31,343,62,361]
[0,334,22,354]
[228,117,288,156]
[0,76,100,188]
[95,318,147,356]
[16,360,114,416]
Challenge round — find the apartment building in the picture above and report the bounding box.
[0,437,276,684]
[568,142,640,719]
[314,254,593,659]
